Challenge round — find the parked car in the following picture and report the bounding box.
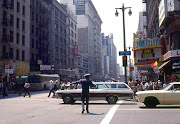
[56,82,133,104]
[136,82,180,108]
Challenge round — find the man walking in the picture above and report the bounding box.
[48,80,56,98]
[24,82,31,97]
[73,73,95,114]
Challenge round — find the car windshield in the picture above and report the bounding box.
[161,84,172,90]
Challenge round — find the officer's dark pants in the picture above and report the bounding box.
[81,92,89,111]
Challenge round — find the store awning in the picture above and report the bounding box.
[159,60,171,70]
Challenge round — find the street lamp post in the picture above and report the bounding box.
[115,3,132,83]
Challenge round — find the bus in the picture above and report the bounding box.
[28,74,60,90]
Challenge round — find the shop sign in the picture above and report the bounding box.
[142,49,154,58]
[172,61,180,69]
[40,65,54,71]
[134,38,161,49]
[163,50,180,61]
[5,69,14,74]
[15,61,30,75]
[135,48,162,65]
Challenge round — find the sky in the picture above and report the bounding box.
[91,0,143,66]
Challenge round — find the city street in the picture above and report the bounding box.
[1,91,180,124]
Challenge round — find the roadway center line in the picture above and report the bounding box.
[100,101,123,124]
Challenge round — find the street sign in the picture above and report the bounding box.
[119,51,131,56]
[5,69,14,74]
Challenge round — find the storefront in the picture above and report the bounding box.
[134,37,163,81]
[159,49,180,82]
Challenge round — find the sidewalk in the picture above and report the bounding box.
[0,90,49,99]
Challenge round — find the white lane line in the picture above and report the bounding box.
[100,101,123,124]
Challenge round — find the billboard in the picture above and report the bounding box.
[15,61,30,75]
[74,0,85,15]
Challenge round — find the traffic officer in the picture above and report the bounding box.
[73,73,95,114]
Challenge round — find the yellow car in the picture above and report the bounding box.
[136,82,180,108]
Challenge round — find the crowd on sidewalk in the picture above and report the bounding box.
[128,78,179,95]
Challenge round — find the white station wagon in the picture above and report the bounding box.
[136,82,180,108]
[56,82,133,104]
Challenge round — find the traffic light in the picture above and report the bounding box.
[122,56,127,67]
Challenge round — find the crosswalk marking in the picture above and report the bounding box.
[100,101,123,124]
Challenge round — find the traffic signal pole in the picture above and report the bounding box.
[115,4,132,83]
[122,4,127,83]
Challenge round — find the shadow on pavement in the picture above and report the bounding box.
[86,113,104,115]
[60,102,137,105]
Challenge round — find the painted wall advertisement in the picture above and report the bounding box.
[15,61,30,75]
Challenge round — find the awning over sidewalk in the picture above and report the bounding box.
[159,60,171,70]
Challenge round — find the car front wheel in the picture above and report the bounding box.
[144,97,159,108]
[107,96,117,104]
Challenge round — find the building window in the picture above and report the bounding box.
[22,51,25,61]
[31,53,34,61]
[10,14,13,26]
[9,48,13,59]
[55,23,58,31]
[16,18,19,29]
[2,45,7,58]
[3,11,7,25]
[36,14,38,23]
[22,21,25,32]
[10,0,14,10]
[10,31,13,42]
[32,11,34,21]
[23,6,25,16]
[17,2,20,13]
[16,33,19,44]
[2,28,7,41]
[22,35,25,46]
[36,27,38,36]
[32,39,34,48]
[32,25,34,34]
[55,47,58,53]
[36,40,38,49]
[16,49,19,60]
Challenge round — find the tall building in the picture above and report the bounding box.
[0,0,31,81]
[60,0,103,80]
[30,0,51,73]
[101,33,117,80]
[48,0,67,78]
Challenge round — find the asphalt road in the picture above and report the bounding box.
[0,91,180,124]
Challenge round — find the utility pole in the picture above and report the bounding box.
[115,4,132,83]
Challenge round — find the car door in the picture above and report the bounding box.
[164,84,180,104]
[89,84,106,100]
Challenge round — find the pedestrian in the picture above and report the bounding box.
[24,82,31,97]
[2,82,8,97]
[60,81,65,90]
[16,81,22,96]
[48,80,55,97]
[73,73,96,114]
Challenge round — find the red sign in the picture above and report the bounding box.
[5,64,8,69]
[130,67,134,71]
